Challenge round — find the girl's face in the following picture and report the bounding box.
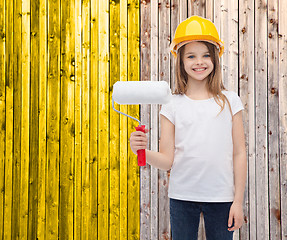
[182,41,214,82]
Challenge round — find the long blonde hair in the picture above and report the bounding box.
[174,41,232,116]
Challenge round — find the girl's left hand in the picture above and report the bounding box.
[227,202,244,231]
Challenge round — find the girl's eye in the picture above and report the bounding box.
[188,55,194,59]
[204,54,210,58]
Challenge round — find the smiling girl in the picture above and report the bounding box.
[130,16,247,240]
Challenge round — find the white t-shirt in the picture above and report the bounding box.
[159,90,244,202]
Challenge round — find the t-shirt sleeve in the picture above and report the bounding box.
[230,91,244,116]
[159,98,175,125]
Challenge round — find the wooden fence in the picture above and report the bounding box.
[0,0,287,239]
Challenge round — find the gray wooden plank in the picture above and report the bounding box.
[278,0,287,238]
[267,0,281,239]
[255,0,270,239]
[158,0,171,239]
[140,0,151,239]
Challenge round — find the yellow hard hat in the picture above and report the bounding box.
[170,16,224,58]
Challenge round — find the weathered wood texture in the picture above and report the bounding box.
[150,1,159,239]
[140,0,152,239]
[0,0,140,239]
[278,0,287,239]
[140,0,287,239]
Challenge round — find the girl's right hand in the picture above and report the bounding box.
[130,129,149,155]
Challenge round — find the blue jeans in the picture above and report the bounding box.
[170,198,234,240]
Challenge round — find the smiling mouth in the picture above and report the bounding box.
[192,68,207,72]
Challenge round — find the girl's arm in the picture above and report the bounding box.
[130,115,175,171]
[228,110,247,231]
[232,110,247,205]
[146,115,175,170]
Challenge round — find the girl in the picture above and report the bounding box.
[130,16,247,240]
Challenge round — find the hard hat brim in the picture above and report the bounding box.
[170,36,224,58]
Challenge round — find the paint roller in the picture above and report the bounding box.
[112,81,172,166]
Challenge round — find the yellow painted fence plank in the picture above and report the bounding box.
[127,0,140,239]
[98,0,110,239]
[110,1,121,239]
[74,0,82,239]
[37,0,48,238]
[0,0,5,236]
[90,0,99,239]
[30,0,39,238]
[20,0,30,238]
[81,0,90,239]
[4,0,13,238]
[60,0,75,238]
[12,0,22,238]
[119,0,128,239]
[46,0,60,238]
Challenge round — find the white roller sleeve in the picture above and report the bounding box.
[112,81,171,104]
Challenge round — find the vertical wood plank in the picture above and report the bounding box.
[90,0,98,238]
[109,1,120,239]
[267,0,281,239]
[255,0,269,239]
[205,0,213,20]
[20,0,30,238]
[140,0,151,239]
[170,0,179,93]
[213,0,223,92]
[150,0,159,239]
[188,0,205,17]
[74,0,82,238]
[127,1,140,239]
[38,0,47,238]
[238,0,254,239]
[30,0,40,239]
[81,0,90,239]
[278,0,287,238]
[12,0,22,237]
[4,0,13,238]
[60,0,75,238]
[119,1,128,239]
[0,0,5,236]
[197,212,206,240]
[179,0,187,21]
[46,0,60,237]
[220,0,229,89]
[158,0,170,239]
[213,0,221,37]
[98,0,110,238]
[228,0,239,92]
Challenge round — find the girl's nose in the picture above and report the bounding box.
[195,57,204,65]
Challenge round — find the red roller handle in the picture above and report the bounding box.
[135,125,146,166]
